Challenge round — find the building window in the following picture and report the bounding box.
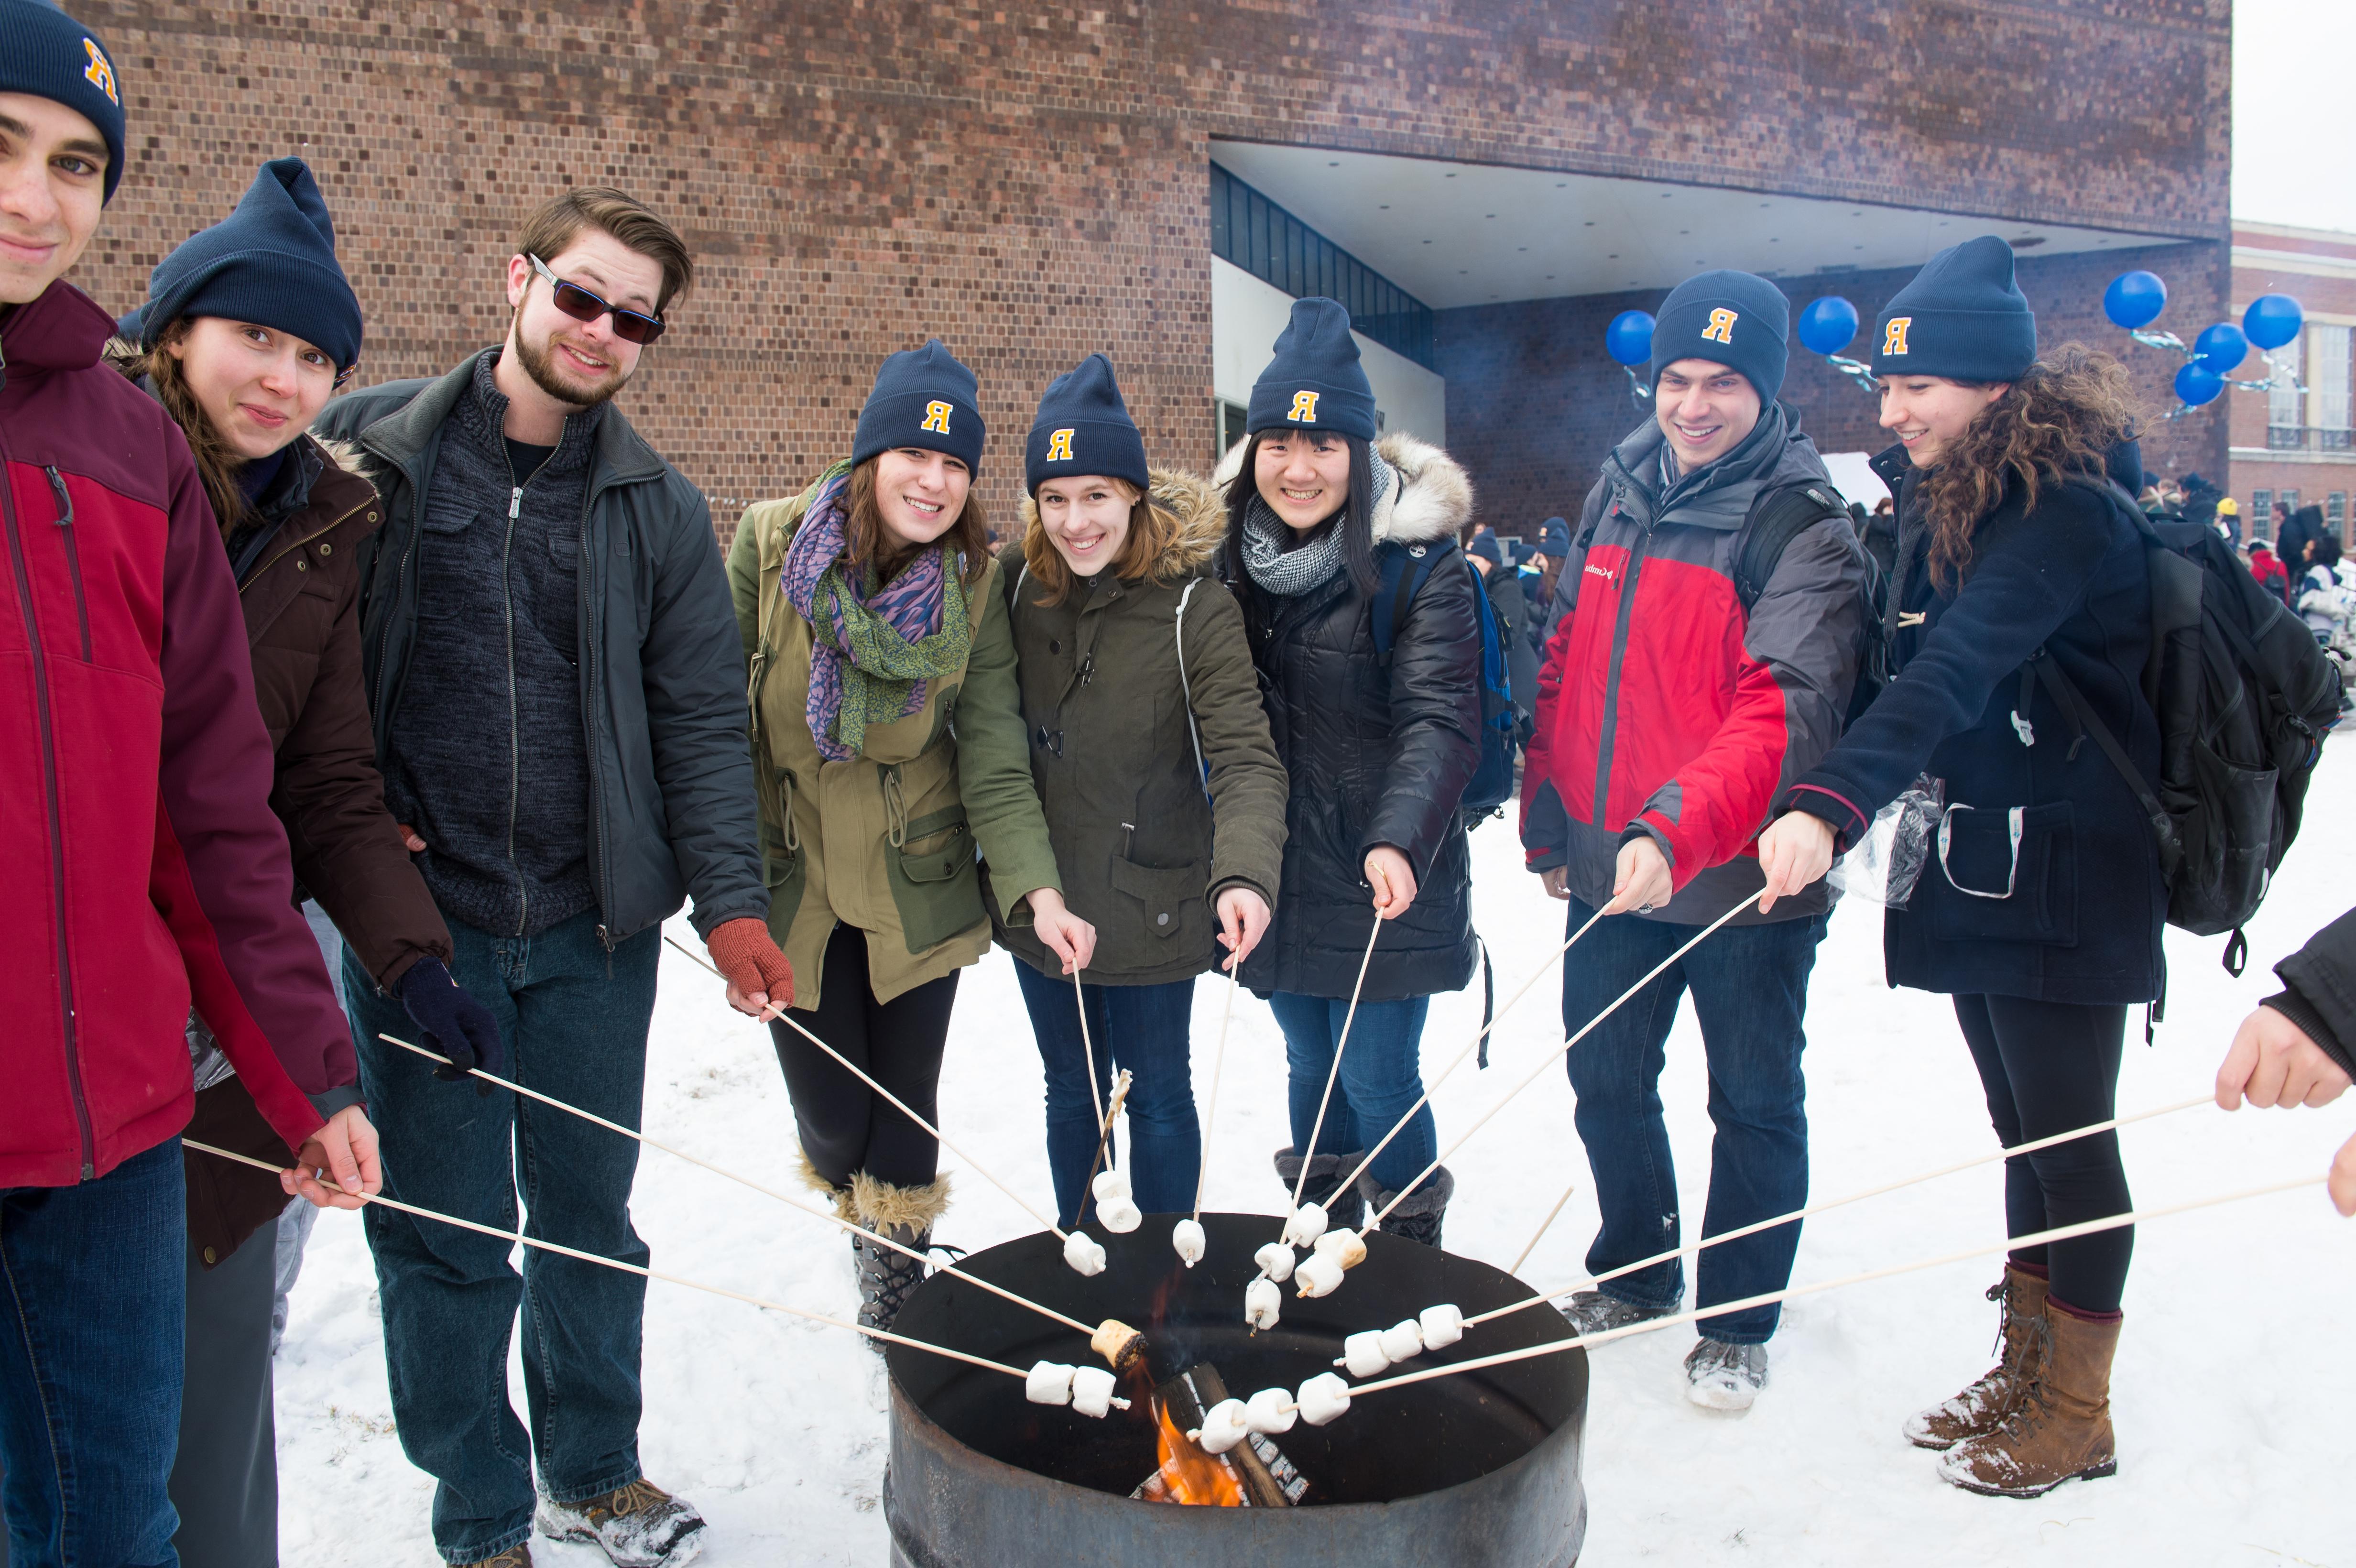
[1209,163,1436,370]
[2330,492,2347,541]
[1216,400,1248,464]
[2269,333,2305,445]
[2314,325,2353,451]
[2251,489,2273,540]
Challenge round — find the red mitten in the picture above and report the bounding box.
[708,918,795,1009]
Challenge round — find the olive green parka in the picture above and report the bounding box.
[992,470,1287,984]
[729,461,1064,1009]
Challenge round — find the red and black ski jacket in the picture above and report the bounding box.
[1521,406,1865,926]
[0,280,354,1188]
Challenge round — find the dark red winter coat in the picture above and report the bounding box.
[0,280,353,1188]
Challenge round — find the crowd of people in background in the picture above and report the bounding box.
[5,4,2355,1568]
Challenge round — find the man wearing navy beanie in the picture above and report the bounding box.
[0,0,126,205]
[1523,264,1865,1411]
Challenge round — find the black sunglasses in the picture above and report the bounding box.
[528,255,666,345]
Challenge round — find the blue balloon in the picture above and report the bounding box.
[2103,271,2168,331]
[1605,310,1655,368]
[2174,360,2224,408]
[1797,296,1860,357]
[2193,323,2248,373]
[2243,293,2303,351]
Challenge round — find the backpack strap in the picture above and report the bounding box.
[1731,482,1854,610]
[2027,649,2180,883]
[1371,541,1452,665]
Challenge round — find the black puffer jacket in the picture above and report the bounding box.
[1220,434,1483,1002]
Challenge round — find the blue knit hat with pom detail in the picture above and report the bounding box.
[1025,353,1149,497]
[1246,297,1378,443]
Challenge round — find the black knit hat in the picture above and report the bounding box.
[0,0,126,204]
[1874,236,2038,383]
[118,158,363,372]
[1025,353,1149,497]
[1648,270,1791,403]
[852,338,985,474]
[1246,297,1377,442]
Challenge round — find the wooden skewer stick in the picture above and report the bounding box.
[1291,915,1385,1210]
[1366,893,1757,1230]
[1078,1069,1135,1206]
[1327,905,1607,1210]
[1190,964,1242,1224]
[1073,965,1106,1154]
[375,1032,1094,1336]
[1468,1090,2217,1329]
[185,1139,1032,1380]
[664,933,1068,1239]
[1509,1178,1581,1276]
[1354,1174,2326,1401]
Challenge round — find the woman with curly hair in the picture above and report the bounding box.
[1754,237,2160,1500]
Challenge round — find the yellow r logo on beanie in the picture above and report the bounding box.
[1882,317,1913,357]
[1288,390,1320,424]
[920,401,953,434]
[1702,308,1738,345]
[82,39,119,105]
[1045,428,1074,463]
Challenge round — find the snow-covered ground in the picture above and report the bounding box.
[277,743,2356,1566]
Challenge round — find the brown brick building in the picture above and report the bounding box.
[67,1,2233,544]
[2223,222,2356,547]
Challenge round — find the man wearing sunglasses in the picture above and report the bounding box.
[315,187,786,1568]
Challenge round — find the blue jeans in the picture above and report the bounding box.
[1561,897,1826,1344]
[1013,960,1199,1228]
[343,906,660,1565]
[1268,992,1434,1194]
[0,1139,186,1568]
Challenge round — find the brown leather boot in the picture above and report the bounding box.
[1937,1301,2120,1498]
[1904,1263,2048,1450]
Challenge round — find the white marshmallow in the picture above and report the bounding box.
[1025,1361,1076,1406]
[1281,1202,1329,1248]
[1297,1371,1352,1426]
[1062,1230,1107,1276]
[1294,1252,1346,1298]
[1253,1241,1296,1283]
[1340,1329,1392,1379]
[1378,1319,1425,1364]
[1171,1218,1207,1267]
[1244,1276,1283,1330]
[1245,1387,1298,1435]
[1070,1365,1122,1418]
[1193,1398,1251,1455]
[1097,1195,1143,1234]
[1418,1303,1465,1349]
[1312,1228,1367,1269]
[1090,1168,1131,1205]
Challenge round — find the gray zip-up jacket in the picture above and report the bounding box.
[316,355,766,947]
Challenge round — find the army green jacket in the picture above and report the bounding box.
[729,461,1063,1008]
[993,471,1287,985]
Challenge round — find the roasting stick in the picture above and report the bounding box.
[1289,916,1386,1210]
[1364,893,1759,1232]
[663,934,1067,1239]
[1326,906,1608,1210]
[1072,966,1107,1151]
[1347,1174,2327,1404]
[1077,1070,1136,1204]
[1471,1090,2218,1330]
[1189,964,1242,1225]
[183,1139,1035,1380]
[1509,1178,1582,1276]
[375,1033,1095,1336]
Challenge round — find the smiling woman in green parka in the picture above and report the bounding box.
[727,339,1095,1339]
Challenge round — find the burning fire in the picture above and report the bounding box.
[1151,1397,1246,1507]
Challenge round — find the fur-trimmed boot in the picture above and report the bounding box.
[1272,1147,1366,1232]
[1906,1262,2049,1450]
[848,1171,953,1348]
[1357,1165,1454,1249]
[1937,1301,2120,1498]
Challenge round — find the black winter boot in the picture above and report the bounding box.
[848,1172,953,1348]
[1358,1165,1454,1249]
[1272,1146,1366,1231]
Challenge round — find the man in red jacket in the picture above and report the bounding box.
[0,7,380,1563]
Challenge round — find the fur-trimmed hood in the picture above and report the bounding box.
[1212,430,1473,548]
[1017,466,1228,579]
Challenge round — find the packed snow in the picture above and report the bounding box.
[276,743,2355,1564]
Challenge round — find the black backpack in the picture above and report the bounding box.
[1727,481,1893,726]
[1371,540,1517,824]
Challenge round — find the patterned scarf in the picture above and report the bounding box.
[780,471,972,761]
[1238,446,1396,597]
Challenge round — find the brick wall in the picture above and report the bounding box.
[64,1,2228,546]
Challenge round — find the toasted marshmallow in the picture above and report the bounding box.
[1312,1228,1367,1270]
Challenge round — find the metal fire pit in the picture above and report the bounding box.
[885,1212,1587,1566]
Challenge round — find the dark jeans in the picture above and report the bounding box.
[1953,994,2133,1315]
[170,1225,275,1568]
[0,1139,186,1568]
[1561,897,1826,1344]
[770,923,960,1191]
[1013,960,1199,1228]
[1268,992,1435,1195]
[344,905,660,1565]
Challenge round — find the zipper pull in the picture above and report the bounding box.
[46,466,73,526]
[510,486,524,521]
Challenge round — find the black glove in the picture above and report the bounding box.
[395,957,504,1092]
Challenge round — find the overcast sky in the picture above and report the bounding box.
[2232,0,2356,231]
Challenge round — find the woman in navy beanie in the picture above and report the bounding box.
[112,156,501,1568]
[1216,297,1482,1247]
[1756,235,2169,1498]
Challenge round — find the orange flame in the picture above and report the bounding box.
[1150,1397,1246,1507]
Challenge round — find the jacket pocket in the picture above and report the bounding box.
[1108,855,1205,943]
[1927,800,2077,946]
[414,507,483,621]
[887,804,983,954]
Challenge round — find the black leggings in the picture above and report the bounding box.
[770,922,960,1191]
[1953,994,2134,1315]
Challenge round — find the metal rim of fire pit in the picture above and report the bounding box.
[884,1211,1588,1567]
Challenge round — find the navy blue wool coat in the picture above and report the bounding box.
[1783,443,2165,1005]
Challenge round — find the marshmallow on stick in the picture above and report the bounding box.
[1063,1230,1107,1276]
[1296,1371,1352,1426]
[1281,1203,1330,1249]
[1070,1364,1129,1419]
[1253,1241,1296,1283]
[1090,1168,1130,1205]
[1090,1318,1146,1373]
[1245,1387,1298,1435]
[1294,1252,1346,1298]
[1378,1318,1425,1364]
[1312,1228,1367,1269]
[1025,1361,1076,1406]
[1340,1330,1392,1379]
[1190,1398,1252,1456]
[1244,1276,1283,1330]
[1418,1303,1465,1349]
[1096,1195,1143,1233]
[1172,1218,1207,1267]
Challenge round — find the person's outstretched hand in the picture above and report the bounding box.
[283,1104,381,1210]
[710,917,795,1017]
[1755,810,1835,914]
[2214,1005,2353,1111]
[1026,887,1098,974]
[396,957,504,1092]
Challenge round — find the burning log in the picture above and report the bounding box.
[1134,1363,1309,1508]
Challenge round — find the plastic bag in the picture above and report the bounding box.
[1826,775,1944,908]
